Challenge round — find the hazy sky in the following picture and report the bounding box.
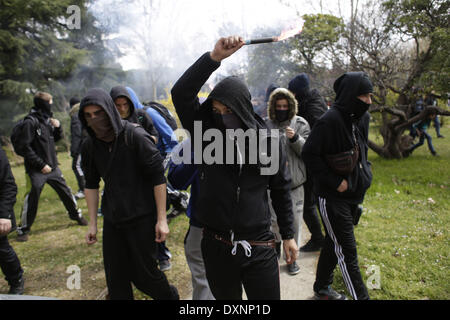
[90,0,356,71]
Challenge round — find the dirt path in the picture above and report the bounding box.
[278,222,320,300]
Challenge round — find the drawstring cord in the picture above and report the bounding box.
[230,231,252,257]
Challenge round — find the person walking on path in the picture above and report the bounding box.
[171,35,298,300]
[265,88,310,275]
[288,74,327,252]
[302,72,374,300]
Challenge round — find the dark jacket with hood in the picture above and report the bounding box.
[0,147,17,231]
[171,52,294,241]
[79,88,166,226]
[69,103,88,157]
[20,98,63,173]
[301,72,373,203]
[293,88,328,129]
[110,86,159,143]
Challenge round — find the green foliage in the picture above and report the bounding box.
[286,14,344,73]
[0,0,125,136]
[382,0,450,94]
[246,14,344,92]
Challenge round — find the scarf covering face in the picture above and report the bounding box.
[212,112,245,131]
[333,72,373,121]
[86,110,115,142]
[34,97,53,118]
[79,88,123,142]
[275,109,289,122]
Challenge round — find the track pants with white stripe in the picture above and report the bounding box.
[314,196,369,300]
[71,154,85,192]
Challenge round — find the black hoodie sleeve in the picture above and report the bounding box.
[81,138,101,190]
[0,148,17,220]
[133,127,166,186]
[70,115,83,157]
[171,52,221,136]
[301,119,343,191]
[269,141,295,240]
[21,118,46,171]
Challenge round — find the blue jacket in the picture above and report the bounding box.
[126,87,178,156]
[167,143,201,227]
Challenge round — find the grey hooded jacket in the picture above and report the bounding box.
[265,88,310,189]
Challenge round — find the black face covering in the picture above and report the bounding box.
[275,110,289,122]
[213,112,244,131]
[86,111,115,142]
[349,97,370,121]
[34,97,53,118]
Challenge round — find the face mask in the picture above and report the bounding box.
[34,98,53,118]
[349,98,370,121]
[275,110,289,122]
[86,111,115,142]
[212,112,243,131]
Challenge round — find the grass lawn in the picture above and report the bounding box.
[0,122,448,300]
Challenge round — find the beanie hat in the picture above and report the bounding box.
[288,73,310,96]
[70,97,81,107]
[265,83,279,102]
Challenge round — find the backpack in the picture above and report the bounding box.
[10,115,39,157]
[143,102,178,131]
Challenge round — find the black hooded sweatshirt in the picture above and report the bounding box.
[79,88,166,226]
[0,147,17,230]
[20,99,62,173]
[171,53,294,241]
[109,86,159,142]
[296,88,328,129]
[301,72,373,203]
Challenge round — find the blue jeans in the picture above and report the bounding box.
[410,130,436,154]
[434,116,442,137]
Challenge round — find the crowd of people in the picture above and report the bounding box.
[3,35,440,301]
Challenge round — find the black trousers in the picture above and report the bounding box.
[314,196,369,300]
[201,232,280,300]
[0,236,23,286]
[71,154,85,192]
[303,179,324,243]
[102,217,178,300]
[18,167,79,235]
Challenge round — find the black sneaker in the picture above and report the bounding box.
[314,286,348,300]
[287,261,300,275]
[300,239,323,252]
[8,277,25,295]
[71,209,88,226]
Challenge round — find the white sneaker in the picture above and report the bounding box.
[74,191,85,199]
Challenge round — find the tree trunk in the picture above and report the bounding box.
[368,105,450,159]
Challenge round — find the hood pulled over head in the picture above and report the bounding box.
[79,88,123,141]
[267,88,298,124]
[206,76,258,131]
[333,72,373,121]
[110,85,136,119]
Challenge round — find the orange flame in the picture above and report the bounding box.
[276,20,305,42]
